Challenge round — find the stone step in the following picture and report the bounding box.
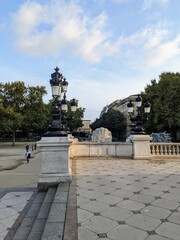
[12,187,57,240]
[12,191,46,240]
[41,183,70,240]
[27,187,57,240]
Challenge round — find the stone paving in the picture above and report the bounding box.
[0,191,34,240]
[75,159,180,240]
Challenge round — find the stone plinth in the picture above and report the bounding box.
[37,136,72,191]
[132,135,152,160]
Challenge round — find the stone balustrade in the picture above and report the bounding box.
[70,137,180,160]
[150,142,180,159]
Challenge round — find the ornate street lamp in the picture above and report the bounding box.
[70,98,77,112]
[127,95,151,134]
[46,67,77,136]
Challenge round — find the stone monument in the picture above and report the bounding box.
[92,127,112,143]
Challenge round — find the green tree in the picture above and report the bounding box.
[142,72,180,140]
[0,82,50,145]
[66,102,85,132]
[0,81,26,145]
[91,109,126,140]
[21,86,51,139]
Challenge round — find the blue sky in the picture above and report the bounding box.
[0,0,180,121]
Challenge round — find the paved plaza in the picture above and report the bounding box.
[0,143,180,239]
[75,159,180,240]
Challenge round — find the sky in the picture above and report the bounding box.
[0,0,180,121]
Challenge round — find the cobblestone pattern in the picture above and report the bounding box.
[76,159,180,240]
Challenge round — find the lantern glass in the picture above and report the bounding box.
[51,85,61,97]
[136,95,142,108]
[70,98,77,112]
[62,85,68,92]
[71,105,77,112]
[144,102,151,113]
[62,103,68,112]
[128,106,133,113]
[127,100,133,113]
[62,78,68,92]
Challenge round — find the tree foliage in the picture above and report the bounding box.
[21,86,51,137]
[91,109,126,140]
[0,82,50,145]
[66,102,85,132]
[0,81,26,145]
[142,72,180,140]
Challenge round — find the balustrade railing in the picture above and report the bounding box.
[150,143,180,159]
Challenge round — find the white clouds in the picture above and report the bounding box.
[11,0,120,62]
[143,27,169,50]
[11,0,180,69]
[13,2,44,36]
[11,0,179,68]
[146,35,180,67]
[117,24,180,68]
[142,0,170,11]
[140,26,180,68]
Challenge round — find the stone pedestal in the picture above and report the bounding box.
[37,136,72,191]
[132,135,152,160]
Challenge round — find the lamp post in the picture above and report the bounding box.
[127,95,150,134]
[46,66,77,136]
[37,67,78,189]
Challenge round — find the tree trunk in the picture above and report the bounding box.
[12,130,16,146]
[27,131,29,141]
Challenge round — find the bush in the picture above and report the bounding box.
[150,132,172,142]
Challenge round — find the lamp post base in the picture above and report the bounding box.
[37,136,72,191]
[132,134,152,160]
[38,171,72,191]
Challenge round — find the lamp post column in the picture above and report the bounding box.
[127,95,152,160]
[37,67,73,191]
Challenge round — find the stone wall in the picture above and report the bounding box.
[70,141,132,159]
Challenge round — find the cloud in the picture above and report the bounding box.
[146,35,180,67]
[142,0,170,11]
[117,23,180,68]
[11,0,121,63]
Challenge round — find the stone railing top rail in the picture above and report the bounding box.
[150,143,180,146]
[72,141,132,145]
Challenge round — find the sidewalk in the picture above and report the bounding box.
[0,142,41,189]
[0,143,41,240]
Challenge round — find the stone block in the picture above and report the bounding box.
[37,136,72,190]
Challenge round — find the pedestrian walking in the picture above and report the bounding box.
[34,143,37,150]
[25,150,31,163]
[25,143,29,152]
